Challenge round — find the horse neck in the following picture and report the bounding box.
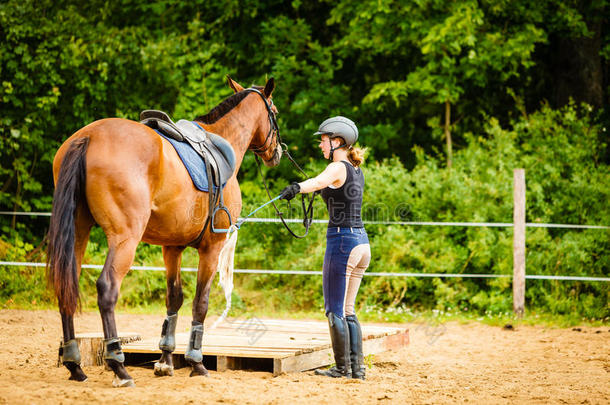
[201,94,263,169]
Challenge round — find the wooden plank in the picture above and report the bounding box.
[363,329,409,354]
[73,332,141,367]
[124,336,326,352]
[209,319,401,336]
[217,356,229,371]
[273,329,409,375]
[123,327,404,356]
[513,168,526,318]
[273,347,334,376]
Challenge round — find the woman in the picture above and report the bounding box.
[280,116,370,380]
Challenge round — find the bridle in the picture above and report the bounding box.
[245,87,316,238]
[246,88,280,159]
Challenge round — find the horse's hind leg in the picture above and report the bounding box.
[59,207,94,381]
[96,236,140,387]
[154,246,185,377]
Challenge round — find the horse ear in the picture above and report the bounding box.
[227,75,244,93]
[263,77,275,98]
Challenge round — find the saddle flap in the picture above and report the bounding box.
[208,133,236,173]
[176,120,236,185]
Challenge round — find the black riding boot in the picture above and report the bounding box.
[315,312,351,378]
[346,314,366,380]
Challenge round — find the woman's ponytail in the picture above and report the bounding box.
[347,145,366,167]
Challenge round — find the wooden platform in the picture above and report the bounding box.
[120,318,408,375]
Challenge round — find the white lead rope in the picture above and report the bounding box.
[208,196,283,329]
[209,224,239,330]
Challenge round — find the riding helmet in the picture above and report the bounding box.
[314,116,358,147]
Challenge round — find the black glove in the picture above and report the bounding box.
[279,182,301,201]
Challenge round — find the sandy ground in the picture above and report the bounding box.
[0,309,607,404]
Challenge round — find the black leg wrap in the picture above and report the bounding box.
[104,338,125,363]
[159,312,178,352]
[315,312,351,378]
[60,339,81,365]
[59,340,87,381]
[184,322,204,364]
[346,315,366,380]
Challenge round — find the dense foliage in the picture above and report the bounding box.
[1,1,608,319]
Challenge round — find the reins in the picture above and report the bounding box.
[254,155,316,238]
[245,87,316,239]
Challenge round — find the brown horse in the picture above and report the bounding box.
[46,77,281,386]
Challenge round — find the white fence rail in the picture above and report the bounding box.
[0,261,608,282]
[0,211,608,229]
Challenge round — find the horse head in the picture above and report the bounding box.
[227,76,282,167]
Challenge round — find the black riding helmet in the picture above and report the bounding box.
[314,116,359,160]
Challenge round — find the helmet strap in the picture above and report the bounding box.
[328,141,346,161]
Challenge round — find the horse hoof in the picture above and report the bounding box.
[189,363,209,377]
[154,362,174,376]
[112,376,136,388]
[65,363,88,382]
[189,370,209,377]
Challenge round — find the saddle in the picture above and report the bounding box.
[140,110,237,240]
[140,110,236,188]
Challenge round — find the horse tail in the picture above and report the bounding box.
[46,137,90,316]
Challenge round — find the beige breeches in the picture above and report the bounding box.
[343,243,371,316]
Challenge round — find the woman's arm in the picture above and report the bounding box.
[298,162,346,193]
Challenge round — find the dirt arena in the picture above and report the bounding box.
[0,309,607,404]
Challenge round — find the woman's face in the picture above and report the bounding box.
[319,135,339,159]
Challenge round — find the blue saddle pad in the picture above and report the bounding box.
[156,130,218,192]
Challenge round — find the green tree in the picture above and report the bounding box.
[330,0,548,167]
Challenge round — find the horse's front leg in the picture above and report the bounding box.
[154,246,185,377]
[185,241,223,377]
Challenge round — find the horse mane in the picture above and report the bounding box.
[194,85,264,124]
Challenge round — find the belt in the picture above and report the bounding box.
[328,227,366,234]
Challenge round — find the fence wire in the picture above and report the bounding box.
[0,211,608,229]
[1,261,608,282]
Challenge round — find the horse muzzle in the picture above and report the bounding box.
[263,143,283,167]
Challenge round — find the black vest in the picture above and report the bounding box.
[321,161,364,228]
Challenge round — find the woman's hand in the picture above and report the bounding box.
[279,182,301,201]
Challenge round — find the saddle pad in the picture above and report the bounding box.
[156,130,219,192]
